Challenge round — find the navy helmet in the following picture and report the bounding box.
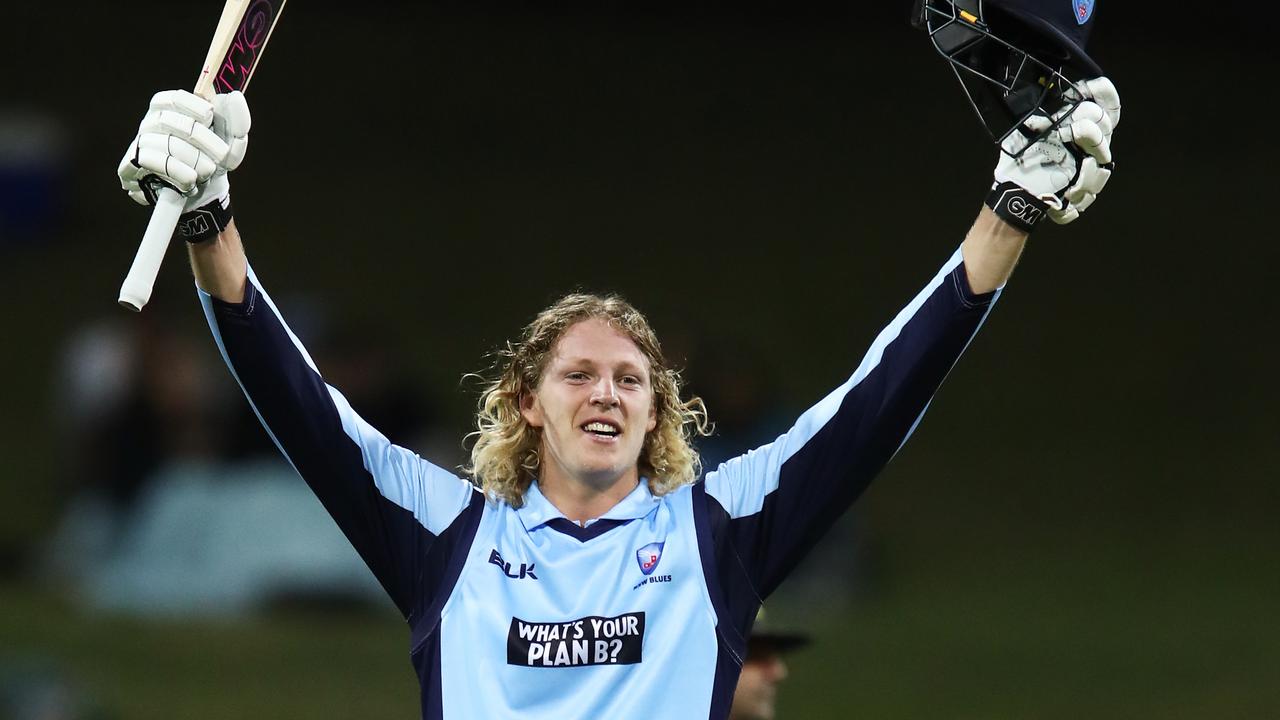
[913,0,1103,153]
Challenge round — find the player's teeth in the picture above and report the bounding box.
[584,422,617,434]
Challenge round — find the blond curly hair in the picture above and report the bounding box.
[466,293,710,507]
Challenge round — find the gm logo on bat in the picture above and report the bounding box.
[214,0,284,94]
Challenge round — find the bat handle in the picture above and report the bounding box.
[117,187,185,312]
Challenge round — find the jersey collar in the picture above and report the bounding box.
[518,478,660,533]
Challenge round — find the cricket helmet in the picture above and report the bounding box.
[913,0,1103,154]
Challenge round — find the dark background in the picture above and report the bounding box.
[2,2,1277,718]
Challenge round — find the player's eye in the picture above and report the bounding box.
[565,371,590,382]
[620,375,643,387]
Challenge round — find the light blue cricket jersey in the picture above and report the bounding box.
[199,247,999,719]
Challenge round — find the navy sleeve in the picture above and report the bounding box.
[702,247,998,611]
[199,266,479,618]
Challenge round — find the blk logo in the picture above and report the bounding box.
[635,542,664,576]
[490,549,538,580]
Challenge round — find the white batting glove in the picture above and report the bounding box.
[117,90,251,212]
[1053,77,1120,222]
[986,76,1120,231]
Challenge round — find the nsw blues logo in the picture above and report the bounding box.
[636,542,664,576]
[1074,0,1095,24]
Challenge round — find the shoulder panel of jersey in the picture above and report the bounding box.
[199,266,479,616]
[702,246,1000,598]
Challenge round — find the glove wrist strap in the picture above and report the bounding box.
[176,195,233,244]
[985,181,1048,234]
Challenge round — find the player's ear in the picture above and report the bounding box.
[645,395,657,433]
[519,389,544,428]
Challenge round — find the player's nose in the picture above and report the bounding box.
[590,377,619,407]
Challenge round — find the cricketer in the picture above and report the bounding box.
[116,1,1119,716]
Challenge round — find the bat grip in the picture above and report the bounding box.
[117,188,185,311]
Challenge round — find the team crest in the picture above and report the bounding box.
[1074,0,1094,24]
[636,542,664,576]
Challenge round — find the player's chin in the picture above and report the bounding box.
[574,459,633,487]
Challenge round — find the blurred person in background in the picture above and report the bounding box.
[43,316,229,587]
[43,309,442,616]
[730,608,809,720]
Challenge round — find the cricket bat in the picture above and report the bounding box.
[117,0,287,312]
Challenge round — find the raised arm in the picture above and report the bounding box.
[700,78,1121,602]
[117,90,480,618]
[701,238,1000,600]
[961,206,1027,295]
[188,218,248,302]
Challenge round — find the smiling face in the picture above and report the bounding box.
[519,317,658,497]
